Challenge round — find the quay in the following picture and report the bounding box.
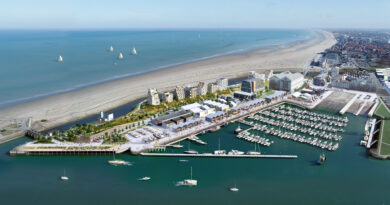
[140,152,298,159]
[339,94,358,115]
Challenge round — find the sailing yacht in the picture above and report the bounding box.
[229,182,239,192]
[247,143,261,155]
[179,167,197,186]
[183,141,198,154]
[109,46,114,52]
[60,169,69,181]
[58,55,63,62]
[108,153,130,166]
[214,137,226,155]
[172,141,183,148]
[131,47,137,55]
[118,52,124,59]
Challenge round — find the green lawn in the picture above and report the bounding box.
[374,102,390,118]
[378,120,390,156]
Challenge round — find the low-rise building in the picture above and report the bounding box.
[147,88,160,105]
[204,100,230,111]
[152,110,192,128]
[205,111,226,122]
[313,73,327,86]
[234,91,256,100]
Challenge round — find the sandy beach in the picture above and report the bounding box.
[0,30,336,143]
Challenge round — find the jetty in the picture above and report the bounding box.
[140,153,298,159]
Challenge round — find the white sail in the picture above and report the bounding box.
[131,47,137,55]
[118,52,123,59]
[109,46,114,52]
[58,55,63,62]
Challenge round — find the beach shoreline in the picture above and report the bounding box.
[0,30,336,143]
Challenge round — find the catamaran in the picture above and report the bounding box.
[58,55,63,62]
[118,52,124,59]
[131,47,137,55]
[60,169,69,181]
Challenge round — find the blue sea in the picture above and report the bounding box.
[0,29,314,108]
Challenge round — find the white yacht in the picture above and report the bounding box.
[108,154,131,166]
[109,46,114,52]
[184,142,198,154]
[247,144,261,155]
[58,55,63,62]
[229,186,239,192]
[131,47,137,55]
[228,150,244,155]
[138,176,151,181]
[178,167,197,186]
[214,137,226,155]
[118,52,124,59]
[60,169,69,181]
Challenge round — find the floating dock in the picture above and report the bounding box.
[140,153,298,158]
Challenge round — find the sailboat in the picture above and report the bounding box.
[172,141,184,148]
[138,176,151,181]
[247,143,261,155]
[180,166,197,186]
[108,153,130,166]
[183,141,198,154]
[58,55,63,62]
[131,47,137,55]
[60,169,69,181]
[234,124,243,134]
[214,137,226,155]
[118,52,124,59]
[109,46,114,52]
[229,182,239,192]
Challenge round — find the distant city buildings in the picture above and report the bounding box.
[269,72,305,92]
[147,88,160,105]
[330,73,377,92]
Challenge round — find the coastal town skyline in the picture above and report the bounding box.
[1,0,390,29]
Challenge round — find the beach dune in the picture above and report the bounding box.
[0,30,336,143]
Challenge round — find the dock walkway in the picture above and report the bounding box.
[140,153,298,158]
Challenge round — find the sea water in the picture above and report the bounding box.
[0,29,314,108]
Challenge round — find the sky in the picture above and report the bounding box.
[1,0,390,29]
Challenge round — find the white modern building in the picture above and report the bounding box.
[147,88,160,105]
[269,72,305,92]
[197,82,207,96]
[208,83,218,93]
[181,103,215,118]
[217,78,228,91]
